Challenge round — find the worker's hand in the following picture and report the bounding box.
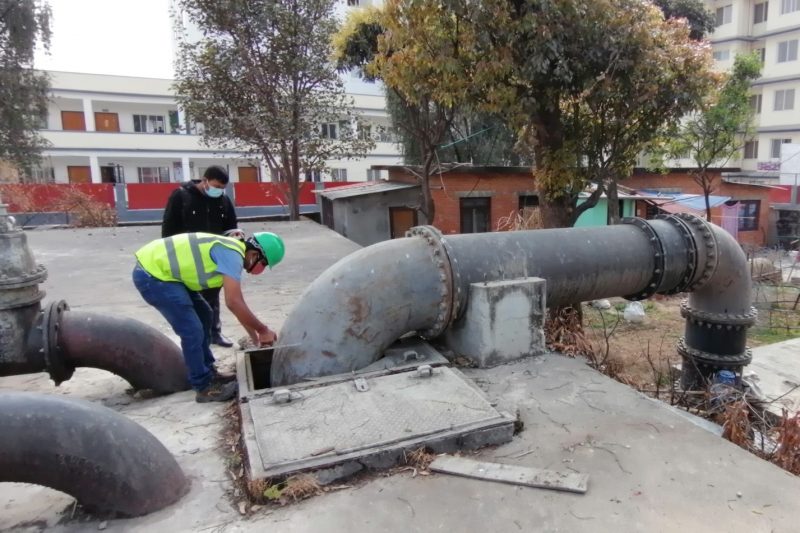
[225,228,246,240]
[253,327,277,347]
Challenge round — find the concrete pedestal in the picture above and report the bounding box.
[444,277,546,368]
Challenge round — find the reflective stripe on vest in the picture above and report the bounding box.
[135,233,245,291]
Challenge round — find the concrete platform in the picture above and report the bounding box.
[2,222,800,532]
[749,338,800,417]
[242,366,513,479]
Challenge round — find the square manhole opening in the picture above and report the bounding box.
[237,337,451,398]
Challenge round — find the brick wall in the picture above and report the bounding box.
[627,170,771,247]
[389,169,537,234]
[385,167,771,245]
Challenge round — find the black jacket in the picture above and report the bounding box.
[162,181,238,238]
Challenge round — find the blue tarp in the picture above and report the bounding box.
[641,191,731,209]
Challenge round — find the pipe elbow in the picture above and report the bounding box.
[271,234,449,386]
[45,302,190,393]
[0,391,188,517]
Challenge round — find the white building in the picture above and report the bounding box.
[32,69,398,185]
[707,0,800,178]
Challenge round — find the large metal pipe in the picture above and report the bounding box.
[272,215,754,386]
[0,204,189,393]
[0,391,189,517]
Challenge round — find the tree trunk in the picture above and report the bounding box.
[606,180,621,225]
[288,140,301,221]
[539,195,573,229]
[703,182,712,221]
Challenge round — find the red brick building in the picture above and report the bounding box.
[626,169,773,247]
[377,165,774,247]
[382,166,540,235]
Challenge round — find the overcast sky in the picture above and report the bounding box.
[34,0,175,79]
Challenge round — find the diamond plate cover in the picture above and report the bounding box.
[246,367,508,475]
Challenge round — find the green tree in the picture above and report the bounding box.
[653,0,715,40]
[174,0,372,220]
[456,0,717,229]
[335,3,524,224]
[660,52,762,220]
[0,0,51,175]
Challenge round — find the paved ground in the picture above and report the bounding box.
[749,338,800,417]
[2,221,800,532]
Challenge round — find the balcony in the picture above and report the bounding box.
[41,130,212,153]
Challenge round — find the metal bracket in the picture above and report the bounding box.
[272,388,292,404]
[415,364,434,378]
[401,350,425,363]
[354,377,370,392]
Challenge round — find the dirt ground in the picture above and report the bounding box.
[582,287,800,390]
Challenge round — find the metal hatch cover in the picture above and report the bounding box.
[241,366,514,480]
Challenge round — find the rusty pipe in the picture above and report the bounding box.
[0,391,189,517]
[272,215,754,387]
[14,300,190,393]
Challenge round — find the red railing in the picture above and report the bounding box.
[233,182,319,207]
[0,184,115,212]
[126,183,180,210]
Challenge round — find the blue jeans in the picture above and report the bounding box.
[132,264,216,391]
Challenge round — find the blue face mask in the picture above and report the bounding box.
[205,186,225,198]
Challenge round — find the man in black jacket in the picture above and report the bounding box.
[162,165,240,347]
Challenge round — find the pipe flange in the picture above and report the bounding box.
[0,264,48,289]
[438,234,463,320]
[680,300,758,327]
[41,300,75,385]
[674,213,718,291]
[654,214,697,294]
[405,226,454,338]
[677,337,752,367]
[621,217,665,301]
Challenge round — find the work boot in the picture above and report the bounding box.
[195,380,238,403]
[212,368,237,384]
[212,332,234,348]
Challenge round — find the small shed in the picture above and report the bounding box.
[316,181,422,246]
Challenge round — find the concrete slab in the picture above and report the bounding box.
[243,366,513,479]
[2,222,800,532]
[749,338,800,416]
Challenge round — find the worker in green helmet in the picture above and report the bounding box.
[133,231,285,402]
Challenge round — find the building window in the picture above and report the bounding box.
[774,88,795,111]
[133,114,166,133]
[331,168,348,182]
[744,140,759,159]
[366,168,381,180]
[755,47,766,63]
[750,93,762,113]
[24,166,55,183]
[713,49,731,61]
[781,0,799,14]
[519,194,540,210]
[738,200,760,231]
[304,169,321,182]
[357,123,372,141]
[320,123,337,139]
[771,138,791,158]
[754,1,769,23]
[778,40,799,63]
[715,4,733,26]
[460,197,491,233]
[137,166,170,183]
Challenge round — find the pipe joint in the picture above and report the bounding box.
[677,337,752,367]
[673,213,719,291]
[39,300,75,385]
[621,217,666,301]
[406,226,455,338]
[653,214,698,294]
[680,300,758,328]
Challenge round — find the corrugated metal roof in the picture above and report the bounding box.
[316,181,418,200]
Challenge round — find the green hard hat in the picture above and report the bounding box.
[252,232,285,269]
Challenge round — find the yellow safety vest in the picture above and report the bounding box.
[135,233,246,291]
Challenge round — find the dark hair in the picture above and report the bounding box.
[203,165,229,185]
